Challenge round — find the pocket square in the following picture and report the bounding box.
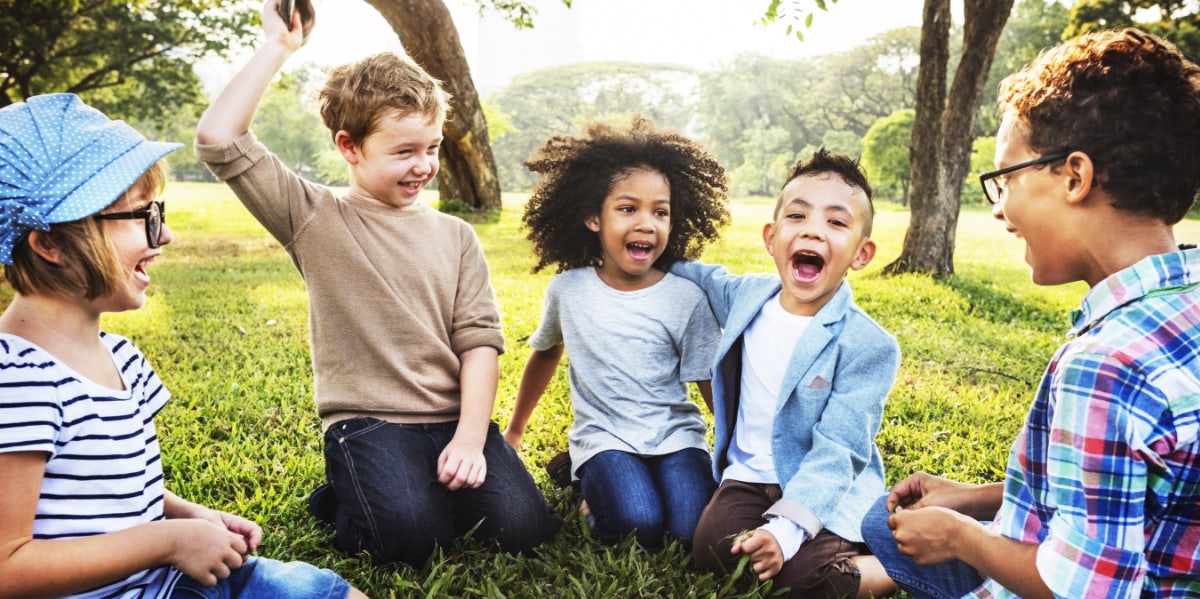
[809,376,831,389]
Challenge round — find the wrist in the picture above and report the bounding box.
[947,509,987,560]
[450,426,487,449]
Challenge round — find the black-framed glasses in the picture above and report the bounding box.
[978,152,1070,205]
[93,200,165,249]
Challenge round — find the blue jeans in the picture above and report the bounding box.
[860,494,986,599]
[578,448,716,549]
[321,418,562,566]
[170,556,349,599]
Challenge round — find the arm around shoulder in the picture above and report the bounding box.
[668,259,747,323]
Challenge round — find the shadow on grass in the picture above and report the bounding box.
[935,275,1062,333]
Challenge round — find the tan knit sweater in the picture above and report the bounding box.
[196,132,504,429]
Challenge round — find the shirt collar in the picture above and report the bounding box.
[1069,248,1200,337]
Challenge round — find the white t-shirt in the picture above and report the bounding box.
[722,292,812,484]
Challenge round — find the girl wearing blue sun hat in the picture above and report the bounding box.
[0,94,368,599]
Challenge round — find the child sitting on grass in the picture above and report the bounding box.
[503,118,728,550]
[194,0,561,567]
[671,148,900,599]
[861,28,1200,599]
[0,93,367,599]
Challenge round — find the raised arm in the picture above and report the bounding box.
[195,0,308,145]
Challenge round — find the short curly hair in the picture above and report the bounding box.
[318,52,451,146]
[997,28,1200,224]
[522,117,730,274]
[778,147,875,237]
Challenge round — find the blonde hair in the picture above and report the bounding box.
[5,160,170,300]
[318,52,451,145]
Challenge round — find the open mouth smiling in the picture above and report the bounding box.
[627,241,655,261]
[791,250,825,282]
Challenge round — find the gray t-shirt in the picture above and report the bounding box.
[530,267,720,476]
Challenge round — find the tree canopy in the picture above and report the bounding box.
[861,109,915,205]
[487,61,700,191]
[0,0,257,123]
[1065,0,1200,60]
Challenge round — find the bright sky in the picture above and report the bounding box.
[275,0,936,94]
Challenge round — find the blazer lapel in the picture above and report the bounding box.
[775,281,853,412]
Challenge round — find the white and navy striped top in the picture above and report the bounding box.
[0,331,183,598]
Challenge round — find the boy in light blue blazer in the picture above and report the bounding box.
[672,148,899,599]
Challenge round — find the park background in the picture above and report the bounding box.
[4,0,1200,596]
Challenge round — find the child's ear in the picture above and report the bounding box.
[1063,150,1096,205]
[761,222,775,254]
[850,238,877,271]
[334,130,360,165]
[27,230,62,265]
[584,214,601,233]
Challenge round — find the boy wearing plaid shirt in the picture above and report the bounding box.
[860,29,1200,599]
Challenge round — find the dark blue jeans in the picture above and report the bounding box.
[320,418,561,566]
[578,448,716,549]
[860,494,986,599]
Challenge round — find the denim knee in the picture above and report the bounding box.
[170,556,350,599]
[603,498,665,546]
[459,427,562,554]
[654,448,715,542]
[860,493,985,599]
[860,493,893,550]
[321,417,454,566]
[579,450,667,548]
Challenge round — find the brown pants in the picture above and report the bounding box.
[693,480,864,599]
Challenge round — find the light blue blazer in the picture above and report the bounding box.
[671,261,900,542]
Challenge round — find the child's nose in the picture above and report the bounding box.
[801,226,824,240]
[414,154,435,175]
[158,221,174,246]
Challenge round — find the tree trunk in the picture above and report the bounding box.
[885,0,1013,275]
[364,0,503,212]
[887,0,951,275]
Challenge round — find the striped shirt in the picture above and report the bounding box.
[0,331,182,599]
[968,249,1200,599]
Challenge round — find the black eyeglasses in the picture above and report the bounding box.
[978,152,1070,205]
[93,200,165,249]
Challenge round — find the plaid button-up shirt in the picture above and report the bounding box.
[970,249,1200,599]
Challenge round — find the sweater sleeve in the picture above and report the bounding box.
[449,221,505,356]
[194,131,325,250]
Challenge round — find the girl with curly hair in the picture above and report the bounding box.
[503,117,730,549]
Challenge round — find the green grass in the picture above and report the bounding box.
[79,182,1200,597]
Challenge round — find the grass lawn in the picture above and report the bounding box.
[48,181,1200,597]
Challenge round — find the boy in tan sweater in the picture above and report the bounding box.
[195,0,560,566]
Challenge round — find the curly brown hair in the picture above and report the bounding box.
[998,28,1200,224]
[522,117,730,273]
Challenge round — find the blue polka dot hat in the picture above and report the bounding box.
[0,93,182,264]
